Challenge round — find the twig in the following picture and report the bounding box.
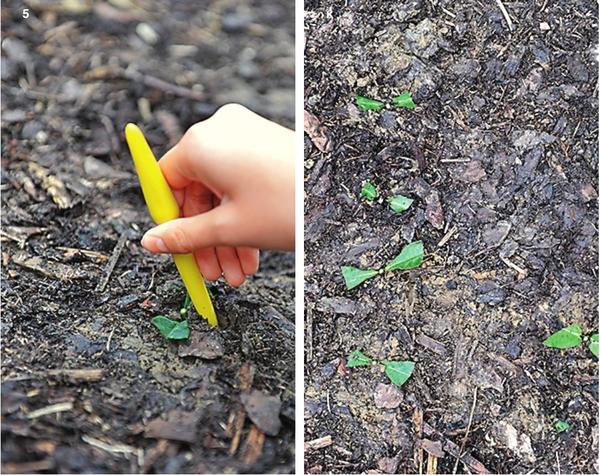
[123,67,205,101]
[82,435,143,467]
[496,0,514,31]
[106,327,116,352]
[500,256,527,277]
[453,387,478,474]
[96,232,128,292]
[556,452,561,475]
[47,368,104,383]
[423,422,490,474]
[437,225,457,248]
[304,435,333,451]
[440,158,471,163]
[27,401,73,419]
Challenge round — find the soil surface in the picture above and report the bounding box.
[304,1,598,473]
[1,1,294,473]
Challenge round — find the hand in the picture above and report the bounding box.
[141,104,295,287]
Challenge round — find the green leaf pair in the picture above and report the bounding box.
[151,316,190,340]
[151,293,193,340]
[360,183,414,216]
[346,350,415,388]
[543,324,598,358]
[341,241,424,290]
[356,91,416,112]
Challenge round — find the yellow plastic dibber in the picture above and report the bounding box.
[125,123,218,327]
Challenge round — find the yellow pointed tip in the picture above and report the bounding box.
[125,123,142,142]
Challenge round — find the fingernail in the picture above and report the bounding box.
[141,234,168,253]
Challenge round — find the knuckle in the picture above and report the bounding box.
[212,209,234,244]
[214,103,247,118]
[165,226,189,252]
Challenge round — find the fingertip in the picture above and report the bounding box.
[226,274,245,288]
[141,234,169,253]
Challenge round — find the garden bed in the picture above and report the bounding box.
[304,1,598,473]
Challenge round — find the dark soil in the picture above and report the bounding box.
[304,1,598,473]
[1,1,294,473]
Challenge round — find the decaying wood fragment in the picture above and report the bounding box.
[28,162,72,209]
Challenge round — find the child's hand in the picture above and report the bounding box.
[140,104,295,287]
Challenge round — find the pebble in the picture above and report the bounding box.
[21,121,43,139]
[1,37,30,62]
[222,12,251,33]
[136,22,159,45]
[2,109,27,123]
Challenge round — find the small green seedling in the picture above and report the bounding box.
[152,316,189,340]
[388,194,414,213]
[347,350,415,388]
[180,293,193,316]
[356,96,385,111]
[543,325,598,358]
[152,293,192,340]
[554,421,570,433]
[356,91,415,111]
[341,241,424,290]
[391,91,416,109]
[361,181,378,200]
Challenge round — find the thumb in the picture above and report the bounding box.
[141,205,235,254]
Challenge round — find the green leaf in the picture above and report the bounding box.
[360,181,378,200]
[356,95,385,111]
[151,316,190,340]
[388,194,414,213]
[554,421,570,433]
[384,241,424,272]
[341,266,378,290]
[391,91,415,109]
[589,333,599,358]
[347,350,373,368]
[543,324,583,349]
[383,360,415,387]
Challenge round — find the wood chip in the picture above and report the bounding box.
[0,226,46,248]
[419,438,445,458]
[12,251,87,280]
[47,368,104,382]
[304,110,333,153]
[416,334,447,356]
[240,390,282,436]
[95,232,128,291]
[240,425,265,465]
[304,435,333,451]
[0,459,54,473]
[28,162,71,209]
[144,410,200,443]
[423,422,490,474]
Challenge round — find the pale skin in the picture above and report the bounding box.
[141,104,295,287]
